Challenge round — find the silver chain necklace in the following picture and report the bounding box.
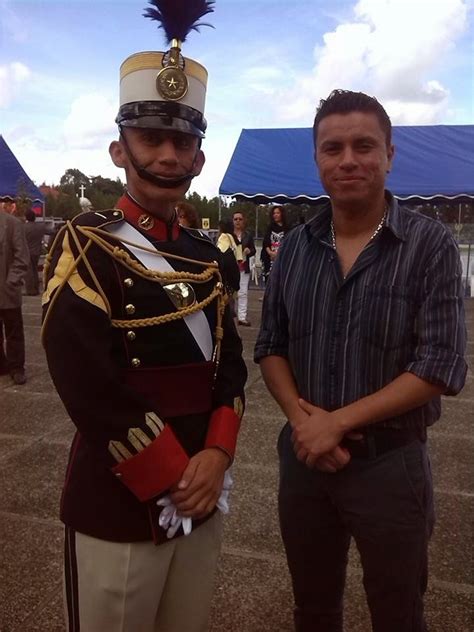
[330,208,387,250]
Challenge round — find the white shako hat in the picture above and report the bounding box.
[116,0,215,139]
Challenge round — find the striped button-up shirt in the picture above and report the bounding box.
[254,193,467,429]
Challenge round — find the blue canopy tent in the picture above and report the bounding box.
[0,135,44,214]
[219,125,474,204]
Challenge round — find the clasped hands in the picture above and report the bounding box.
[157,447,230,538]
[291,399,363,473]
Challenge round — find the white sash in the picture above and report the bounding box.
[106,221,213,361]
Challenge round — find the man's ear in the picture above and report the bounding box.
[192,149,205,176]
[109,140,127,168]
[386,143,395,173]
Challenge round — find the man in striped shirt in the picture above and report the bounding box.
[255,90,467,632]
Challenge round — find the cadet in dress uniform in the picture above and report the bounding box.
[42,2,247,631]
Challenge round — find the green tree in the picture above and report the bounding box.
[185,192,221,228]
[45,191,80,219]
[87,176,125,210]
[59,168,90,196]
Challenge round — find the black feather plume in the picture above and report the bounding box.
[143,0,215,44]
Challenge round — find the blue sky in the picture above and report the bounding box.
[1,0,473,199]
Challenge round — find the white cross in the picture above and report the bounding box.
[79,184,86,198]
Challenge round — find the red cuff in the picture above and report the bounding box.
[205,406,241,461]
[111,425,189,501]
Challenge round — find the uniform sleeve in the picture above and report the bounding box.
[42,225,189,502]
[205,258,247,461]
[405,238,467,395]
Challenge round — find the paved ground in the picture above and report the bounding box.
[0,289,472,632]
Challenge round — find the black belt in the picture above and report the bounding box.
[341,425,426,460]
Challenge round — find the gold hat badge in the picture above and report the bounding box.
[143,0,215,102]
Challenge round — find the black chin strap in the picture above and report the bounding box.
[119,129,199,189]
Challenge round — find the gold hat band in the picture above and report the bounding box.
[121,52,208,85]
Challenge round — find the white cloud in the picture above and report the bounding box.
[63,94,118,150]
[0,62,31,107]
[275,0,469,125]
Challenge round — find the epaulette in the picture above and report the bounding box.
[71,208,125,229]
[42,210,121,339]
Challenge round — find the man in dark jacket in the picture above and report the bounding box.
[42,4,247,631]
[24,208,46,295]
[0,208,29,384]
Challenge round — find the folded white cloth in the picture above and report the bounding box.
[157,470,233,539]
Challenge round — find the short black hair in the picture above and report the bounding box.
[313,89,392,147]
[25,208,36,222]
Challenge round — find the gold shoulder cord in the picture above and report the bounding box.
[41,221,112,344]
[41,222,227,369]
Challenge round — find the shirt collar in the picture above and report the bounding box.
[116,192,180,241]
[304,201,331,242]
[304,190,407,243]
[384,192,407,241]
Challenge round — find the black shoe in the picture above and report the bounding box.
[238,320,251,327]
[11,370,26,385]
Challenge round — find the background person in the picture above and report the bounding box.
[1,196,16,215]
[261,205,290,285]
[24,207,46,296]
[0,208,29,384]
[176,199,200,228]
[216,220,240,312]
[232,210,256,326]
[41,3,247,631]
[255,89,467,632]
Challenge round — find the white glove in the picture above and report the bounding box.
[156,496,192,539]
[156,469,234,539]
[216,469,233,514]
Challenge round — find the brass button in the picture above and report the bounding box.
[124,278,134,288]
[131,358,141,368]
[115,472,122,478]
[125,304,136,315]
[113,211,121,217]
[126,330,136,342]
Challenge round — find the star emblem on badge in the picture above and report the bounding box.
[156,67,188,101]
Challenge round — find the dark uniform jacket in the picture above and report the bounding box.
[42,194,247,544]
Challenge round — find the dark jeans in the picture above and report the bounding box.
[0,308,25,372]
[278,423,434,632]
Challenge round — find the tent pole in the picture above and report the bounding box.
[466,243,471,297]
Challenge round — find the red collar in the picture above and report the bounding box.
[115,194,180,241]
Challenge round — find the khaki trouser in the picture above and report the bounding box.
[64,513,222,632]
